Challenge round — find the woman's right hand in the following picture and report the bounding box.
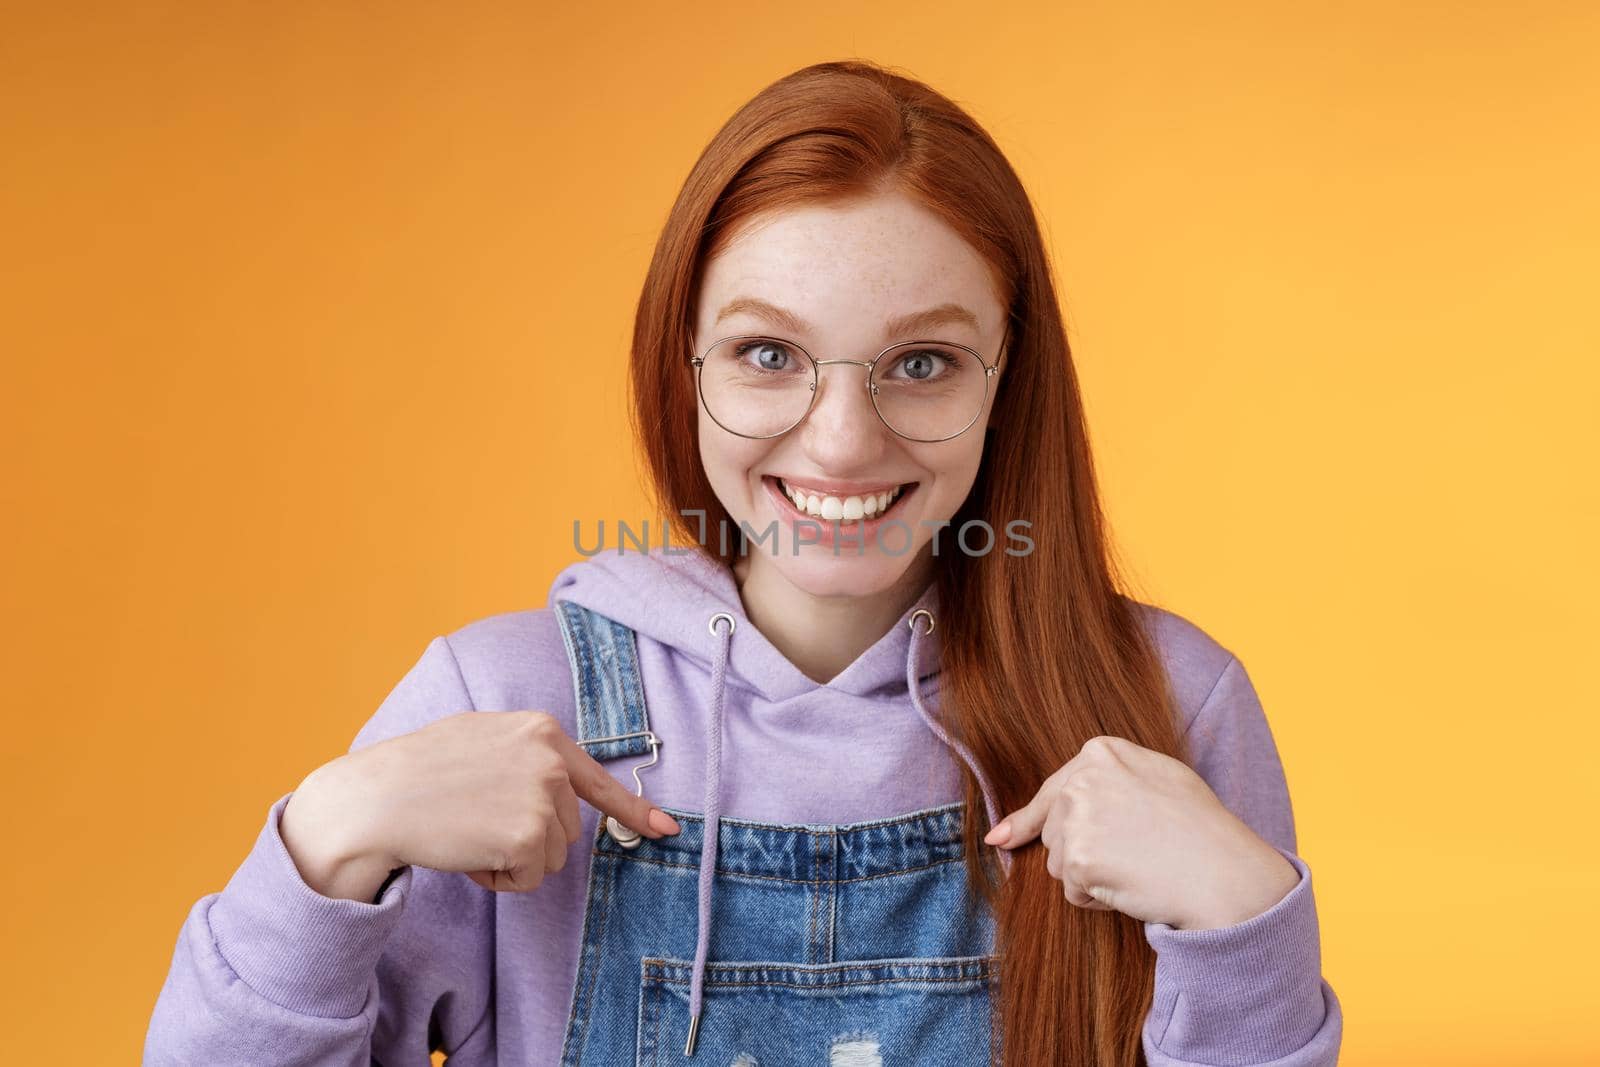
[280,710,681,901]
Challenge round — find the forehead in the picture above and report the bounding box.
[695,192,1004,336]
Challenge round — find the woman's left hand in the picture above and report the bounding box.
[983,735,1301,930]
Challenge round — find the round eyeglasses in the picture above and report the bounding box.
[689,330,1005,443]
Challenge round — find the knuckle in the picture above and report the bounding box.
[522,710,561,739]
[509,822,545,857]
[529,751,568,787]
[1063,770,1094,795]
[1059,792,1091,827]
[1082,735,1120,758]
[1064,849,1096,879]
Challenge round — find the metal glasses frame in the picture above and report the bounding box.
[689,321,1009,444]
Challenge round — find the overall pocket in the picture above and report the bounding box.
[635,954,996,1066]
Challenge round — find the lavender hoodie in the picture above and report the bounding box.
[145,546,1343,1065]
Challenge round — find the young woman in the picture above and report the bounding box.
[147,60,1342,1066]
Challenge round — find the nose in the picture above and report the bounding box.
[798,359,890,465]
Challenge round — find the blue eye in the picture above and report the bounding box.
[735,340,793,372]
[883,347,965,382]
[902,351,936,380]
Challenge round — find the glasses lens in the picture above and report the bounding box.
[871,343,990,441]
[697,337,815,437]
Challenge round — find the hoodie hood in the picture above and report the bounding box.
[547,543,998,831]
[548,543,943,702]
[546,544,1009,1055]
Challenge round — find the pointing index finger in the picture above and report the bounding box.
[984,745,1096,849]
[553,729,681,838]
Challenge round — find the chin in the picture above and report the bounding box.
[765,548,919,601]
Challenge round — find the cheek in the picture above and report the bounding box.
[917,438,989,517]
[697,417,770,513]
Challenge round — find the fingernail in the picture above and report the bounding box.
[649,808,681,835]
[984,820,1011,846]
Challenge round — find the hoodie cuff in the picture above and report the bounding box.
[1142,847,1327,1062]
[207,792,414,1018]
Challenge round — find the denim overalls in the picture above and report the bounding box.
[553,599,1006,1065]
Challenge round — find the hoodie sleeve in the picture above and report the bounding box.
[1140,655,1345,1067]
[144,635,495,1066]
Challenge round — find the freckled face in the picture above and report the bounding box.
[691,188,1008,599]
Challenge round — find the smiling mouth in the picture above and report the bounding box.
[766,476,917,525]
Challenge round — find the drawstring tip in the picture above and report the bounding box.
[684,1011,701,1056]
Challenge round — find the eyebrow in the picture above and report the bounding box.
[713,296,982,341]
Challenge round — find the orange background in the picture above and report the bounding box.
[3,2,1597,1063]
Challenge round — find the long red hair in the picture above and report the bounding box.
[627,59,1186,1066]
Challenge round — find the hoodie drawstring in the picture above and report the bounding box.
[686,611,735,1056]
[683,606,1006,1057]
[905,609,1013,880]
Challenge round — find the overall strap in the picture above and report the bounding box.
[553,599,655,760]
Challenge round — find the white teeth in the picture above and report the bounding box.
[777,478,907,524]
